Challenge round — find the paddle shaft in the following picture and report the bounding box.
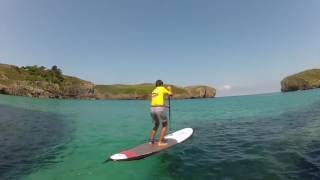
[168,96,171,131]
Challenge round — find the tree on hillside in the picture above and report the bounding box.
[39,66,46,71]
[51,65,61,74]
[51,65,64,82]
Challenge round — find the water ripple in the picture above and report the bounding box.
[0,105,74,180]
[162,101,320,180]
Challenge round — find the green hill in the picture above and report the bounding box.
[0,63,216,99]
[0,64,95,99]
[281,69,320,92]
[95,84,191,99]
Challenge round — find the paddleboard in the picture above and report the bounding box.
[109,128,193,161]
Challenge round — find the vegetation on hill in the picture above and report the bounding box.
[281,69,320,92]
[95,84,191,99]
[22,65,64,83]
[0,64,95,99]
[0,64,64,84]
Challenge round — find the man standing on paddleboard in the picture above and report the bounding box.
[149,80,172,146]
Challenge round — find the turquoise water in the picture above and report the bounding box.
[1,89,320,180]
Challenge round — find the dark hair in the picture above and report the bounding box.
[155,80,164,87]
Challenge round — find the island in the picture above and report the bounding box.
[281,69,320,92]
[0,63,216,100]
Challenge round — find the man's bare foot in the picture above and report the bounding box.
[158,142,167,146]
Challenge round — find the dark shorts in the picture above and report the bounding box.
[150,107,167,124]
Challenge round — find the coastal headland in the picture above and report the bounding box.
[281,69,320,92]
[0,63,216,100]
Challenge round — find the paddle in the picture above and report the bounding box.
[168,95,171,132]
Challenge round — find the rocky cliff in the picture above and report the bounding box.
[185,86,216,99]
[281,69,320,92]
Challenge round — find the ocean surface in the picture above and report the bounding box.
[1,89,320,180]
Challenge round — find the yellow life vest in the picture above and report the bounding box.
[151,86,172,106]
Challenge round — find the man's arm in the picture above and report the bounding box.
[166,86,172,96]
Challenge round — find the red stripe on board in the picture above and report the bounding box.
[120,151,138,158]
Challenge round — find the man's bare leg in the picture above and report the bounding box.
[149,122,159,144]
[158,122,168,146]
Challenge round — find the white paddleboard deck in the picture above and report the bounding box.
[109,128,193,161]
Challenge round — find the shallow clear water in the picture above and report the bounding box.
[1,89,320,180]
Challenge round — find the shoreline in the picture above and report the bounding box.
[0,63,216,100]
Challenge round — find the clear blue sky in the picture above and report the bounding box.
[0,0,319,96]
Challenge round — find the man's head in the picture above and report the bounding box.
[155,80,164,87]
